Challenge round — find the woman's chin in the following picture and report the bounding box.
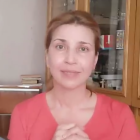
[53,77,87,89]
[60,81,84,89]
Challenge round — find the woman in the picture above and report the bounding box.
[8,11,140,140]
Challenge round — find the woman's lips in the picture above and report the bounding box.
[61,70,80,78]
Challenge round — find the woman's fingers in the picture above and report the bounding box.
[57,123,76,130]
[62,126,88,139]
[53,124,89,140]
[63,134,90,140]
[52,124,76,140]
[54,129,66,137]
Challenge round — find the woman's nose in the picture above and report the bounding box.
[64,50,77,64]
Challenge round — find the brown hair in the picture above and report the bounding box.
[45,10,100,91]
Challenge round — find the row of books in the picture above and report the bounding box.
[20,74,43,89]
[21,74,41,84]
[0,75,43,92]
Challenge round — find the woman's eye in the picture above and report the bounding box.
[56,45,65,50]
[79,47,89,52]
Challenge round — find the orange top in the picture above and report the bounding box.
[8,93,140,140]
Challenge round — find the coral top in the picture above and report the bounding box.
[8,93,140,140]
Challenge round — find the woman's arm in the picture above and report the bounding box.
[7,106,26,140]
[119,105,140,140]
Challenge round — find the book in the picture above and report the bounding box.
[21,74,41,78]
[0,83,43,89]
[21,77,42,81]
[22,80,38,84]
[21,74,42,84]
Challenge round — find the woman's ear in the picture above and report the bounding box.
[93,52,99,70]
[45,49,50,68]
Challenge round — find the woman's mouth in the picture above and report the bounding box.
[61,70,81,78]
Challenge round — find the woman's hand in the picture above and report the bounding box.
[62,125,90,140]
[63,135,90,140]
[52,123,76,140]
[52,123,90,140]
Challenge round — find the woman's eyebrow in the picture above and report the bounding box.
[53,38,66,42]
[79,41,92,46]
[53,39,92,46]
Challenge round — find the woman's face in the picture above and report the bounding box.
[47,24,98,89]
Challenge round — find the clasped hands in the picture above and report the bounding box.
[52,123,90,140]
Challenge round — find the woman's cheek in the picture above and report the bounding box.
[51,56,64,69]
[82,56,94,69]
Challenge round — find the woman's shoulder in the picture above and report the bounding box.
[96,93,135,129]
[97,93,131,116]
[96,94,140,139]
[18,92,45,107]
[9,93,52,137]
[12,93,46,115]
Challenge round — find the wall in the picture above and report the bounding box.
[0,0,47,86]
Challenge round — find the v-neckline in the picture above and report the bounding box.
[42,92,101,130]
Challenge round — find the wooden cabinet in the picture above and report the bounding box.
[46,0,140,105]
[131,0,140,130]
[47,0,74,22]
[88,0,137,105]
[0,91,39,114]
[47,0,140,130]
[132,0,140,109]
[0,89,40,138]
[47,0,90,23]
[0,115,10,139]
[47,0,75,22]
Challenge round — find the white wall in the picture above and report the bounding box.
[0,0,47,85]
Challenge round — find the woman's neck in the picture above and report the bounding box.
[50,82,91,109]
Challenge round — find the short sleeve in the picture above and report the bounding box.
[8,106,26,140]
[119,105,140,140]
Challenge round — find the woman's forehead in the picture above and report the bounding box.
[51,24,95,44]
